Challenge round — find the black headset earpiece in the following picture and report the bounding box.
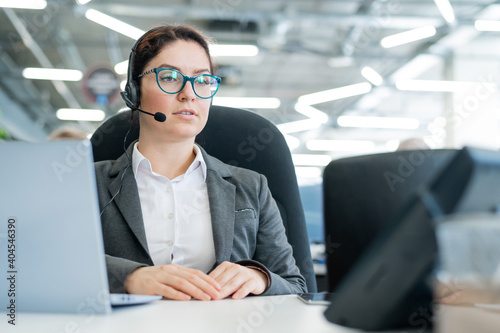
[120,36,142,110]
[121,26,167,110]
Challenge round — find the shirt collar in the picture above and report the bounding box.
[132,142,151,178]
[190,144,207,181]
[131,142,207,181]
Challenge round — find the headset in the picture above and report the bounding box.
[120,26,167,122]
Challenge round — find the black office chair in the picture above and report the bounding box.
[91,105,317,292]
[322,149,456,291]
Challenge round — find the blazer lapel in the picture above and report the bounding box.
[108,143,150,257]
[202,148,235,265]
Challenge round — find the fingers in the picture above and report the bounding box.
[209,261,237,287]
[125,265,221,301]
[209,262,267,300]
[153,281,192,301]
[232,280,258,300]
[182,266,222,292]
[161,265,220,301]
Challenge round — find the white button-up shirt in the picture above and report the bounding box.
[132,143,215,273]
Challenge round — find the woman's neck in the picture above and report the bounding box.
[137,134,196,180]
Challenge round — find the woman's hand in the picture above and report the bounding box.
[209,261,268,300]
[124,264,221,301]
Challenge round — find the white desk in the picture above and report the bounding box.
[4,295,499,333]
[2,295,353,333]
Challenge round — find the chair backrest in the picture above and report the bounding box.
[91,105,317,292]
[322,149,456,291]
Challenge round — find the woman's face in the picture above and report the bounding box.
[138,40,213,143]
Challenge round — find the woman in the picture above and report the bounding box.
[94,25,307,301]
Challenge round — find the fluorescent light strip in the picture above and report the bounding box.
[434,0,456,24]
[381,26,437,48]
[0,0,46,9]
[395,80,489,92]
[361,67,383,86]
[306,139,375,152]
[114,60,128,75]
[292,154,332,167]
[23,68,83,81]
[85,9,145,40]
[76,0,92,4]
[475,20,500,32]
[294,103,329,123]
[209,45,259,57]
[56,109,105,122]
[297,82,372,106]
[212,97,280,109]
[277,119,321,134]
[337,116,420,130]
[295,167,323,178]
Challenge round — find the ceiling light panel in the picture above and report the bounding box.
[381,26,437,48]
[23,68,83,81]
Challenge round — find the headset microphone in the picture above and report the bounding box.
[119,90,166,122]
[137,108,166,122]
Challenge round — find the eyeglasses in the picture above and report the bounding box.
[137,68,221,99]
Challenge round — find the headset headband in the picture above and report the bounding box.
[121,26,165,110]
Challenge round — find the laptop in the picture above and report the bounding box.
[0,140,161,314]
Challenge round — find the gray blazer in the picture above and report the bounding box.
[94,142,307,295]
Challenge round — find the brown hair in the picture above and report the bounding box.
[132,25,215,89]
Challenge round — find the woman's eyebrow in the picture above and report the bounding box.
[157,64,210,74]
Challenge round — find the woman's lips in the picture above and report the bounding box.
[173,109,197,119]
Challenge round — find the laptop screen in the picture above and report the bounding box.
[0,140,112,314]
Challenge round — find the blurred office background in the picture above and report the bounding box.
[1,0,500,254]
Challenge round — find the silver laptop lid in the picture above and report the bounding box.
[0,140,112,314]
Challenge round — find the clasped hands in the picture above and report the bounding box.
[124,261,268,301]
